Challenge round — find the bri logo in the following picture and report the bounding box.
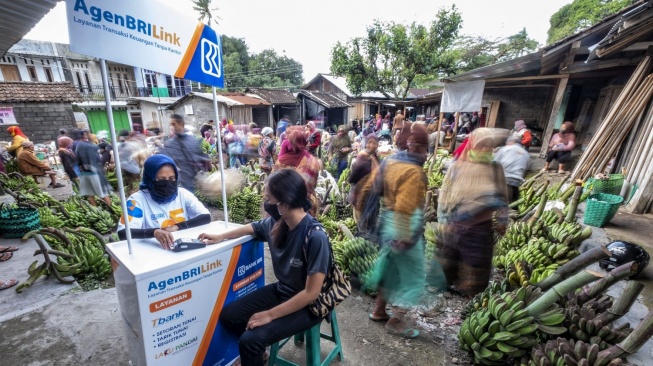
[201,38,222,78]
[152,309,184,327]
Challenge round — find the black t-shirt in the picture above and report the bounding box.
[251,215,331,299]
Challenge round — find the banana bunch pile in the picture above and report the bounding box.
[83,203,116,234]
[565,297,632,349]
[495,221,543,256]
[515,181,549,215]
[494,237,580,271]
[334,237,378,277]
[20,191,56,206]
[37,207,64,229]
[0,171,39,191]
[460,287,568,365]
[4,159,19,174]
[546,222,593,246]
[540,209,565,226]
[528,338,627,366]
[39,228,113,280]
[462,279,509,319]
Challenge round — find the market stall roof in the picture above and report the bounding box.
[0,0,59,58]
[441,51,543,82]
[0,81,82,103]
[245,88,298,105]
[167,92,271,109]
[303,73,392,99]
[298,90,351,108]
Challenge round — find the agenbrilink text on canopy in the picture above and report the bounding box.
[72,0,181,46]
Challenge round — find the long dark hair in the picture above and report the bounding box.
[268,169,311,248]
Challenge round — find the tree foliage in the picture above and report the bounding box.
[330,6,463,100]
[547,0,636,44]
[221,36,303,90]
[451,28,539,74]
[192,0,220,25]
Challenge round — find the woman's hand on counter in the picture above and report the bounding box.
[164,225,179,233]
[154,229,175,250]
[198,233,224,244]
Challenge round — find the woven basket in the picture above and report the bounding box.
[583,193,624,228]
[587,174,624,196]
[0,203,41,238]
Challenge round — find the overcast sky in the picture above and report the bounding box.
[26,0,571,82]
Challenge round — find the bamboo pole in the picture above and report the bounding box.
[595,307,653,365]
[536,245,611,291]
[629,106,653,183]
[565,182,584,222]
[572,57,653,180]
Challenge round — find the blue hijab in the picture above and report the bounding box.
[140,155,179,204]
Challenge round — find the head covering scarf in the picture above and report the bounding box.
[439,128,510,222]
[514,120,526,131]
[307,121,316,133]
[278,128,309,167]
[140,155,179,204]
[58,136,73,149]
[7,126,27,138]
[22,141,34,149]
[261,127,274,137]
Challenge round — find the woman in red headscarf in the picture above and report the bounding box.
[6,126,29,157]
[274,126,322,215]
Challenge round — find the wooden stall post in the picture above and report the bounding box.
[539,75,570,158]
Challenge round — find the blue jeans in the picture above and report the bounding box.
[336,158,348,180]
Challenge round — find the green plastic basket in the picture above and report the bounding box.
[583,193,624,227]
[587,174,624,195]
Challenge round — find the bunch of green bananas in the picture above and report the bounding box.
[517,183,547,215]
[342,217,356,233]
[58,210,90,229]
[529,264,562,285]
[564,297,632,349]
[424,222,439,259]
[527,338,627,366]
[4,159,19,173]
[546,222,593,246]
[495,221,543,256]
[540,209,564,226]
[45,228,112,280]
[38,207,64,229]
[89,209,116,234]
[494,237,580,270]
[242,187,263,221]
[462,279,509,319]
[506,260,537,287]
[338,237,378,276]
[227,193,248,224]
[460,286,568,365]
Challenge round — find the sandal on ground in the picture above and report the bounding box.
[540,168,550,173]
[368,312,393,322]
[558,170,569,175]
[49,183,65,188]
[385,325,420,339]
[0,278,18,291]
[0,246,18,253]
[0,252,13,262]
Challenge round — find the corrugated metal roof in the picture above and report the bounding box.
[167,92,270,110]
[442,51,543,82]
[0,0,59,58]
[0,81,82,102]
[298,90,351,108]
[245,88,298,105]
[127,97,180,105]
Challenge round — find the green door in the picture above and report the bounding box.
[86,110,131,134]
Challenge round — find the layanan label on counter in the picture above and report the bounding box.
[135,240,264,366]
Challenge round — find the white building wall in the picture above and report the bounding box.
[0,54,65,82]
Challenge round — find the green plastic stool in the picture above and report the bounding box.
[268,310,344,366]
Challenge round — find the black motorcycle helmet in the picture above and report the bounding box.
[599,241,650,278]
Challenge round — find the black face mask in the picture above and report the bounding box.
[263,201,282,221]
[152,180,178,199]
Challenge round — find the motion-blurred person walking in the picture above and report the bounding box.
[327,126,352,179]
[494,136,530,203]
[348,133,380,230]
[437,128,510,297]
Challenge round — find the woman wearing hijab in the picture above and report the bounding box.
[512,120,532,150]
[437,128,510,298]
[117,155,211,249]
[6,126,29,157]
[274,127,321,216]
[17,141,64,188]
[348,133,380,230]
[225,124,244,168]
[327,126,352,179]
[305,122,321,156]
[76,140,112,206]
[57,136,80,190]
[258,127,276,174]
[543,121,576,174]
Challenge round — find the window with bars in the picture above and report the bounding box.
[26,66,38,81]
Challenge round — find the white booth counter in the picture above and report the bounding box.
[107,222,265,366]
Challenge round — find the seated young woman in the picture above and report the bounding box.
[117,154,211,249]
[199,169,331,366]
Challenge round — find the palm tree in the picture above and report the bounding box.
[192,0,220,26]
